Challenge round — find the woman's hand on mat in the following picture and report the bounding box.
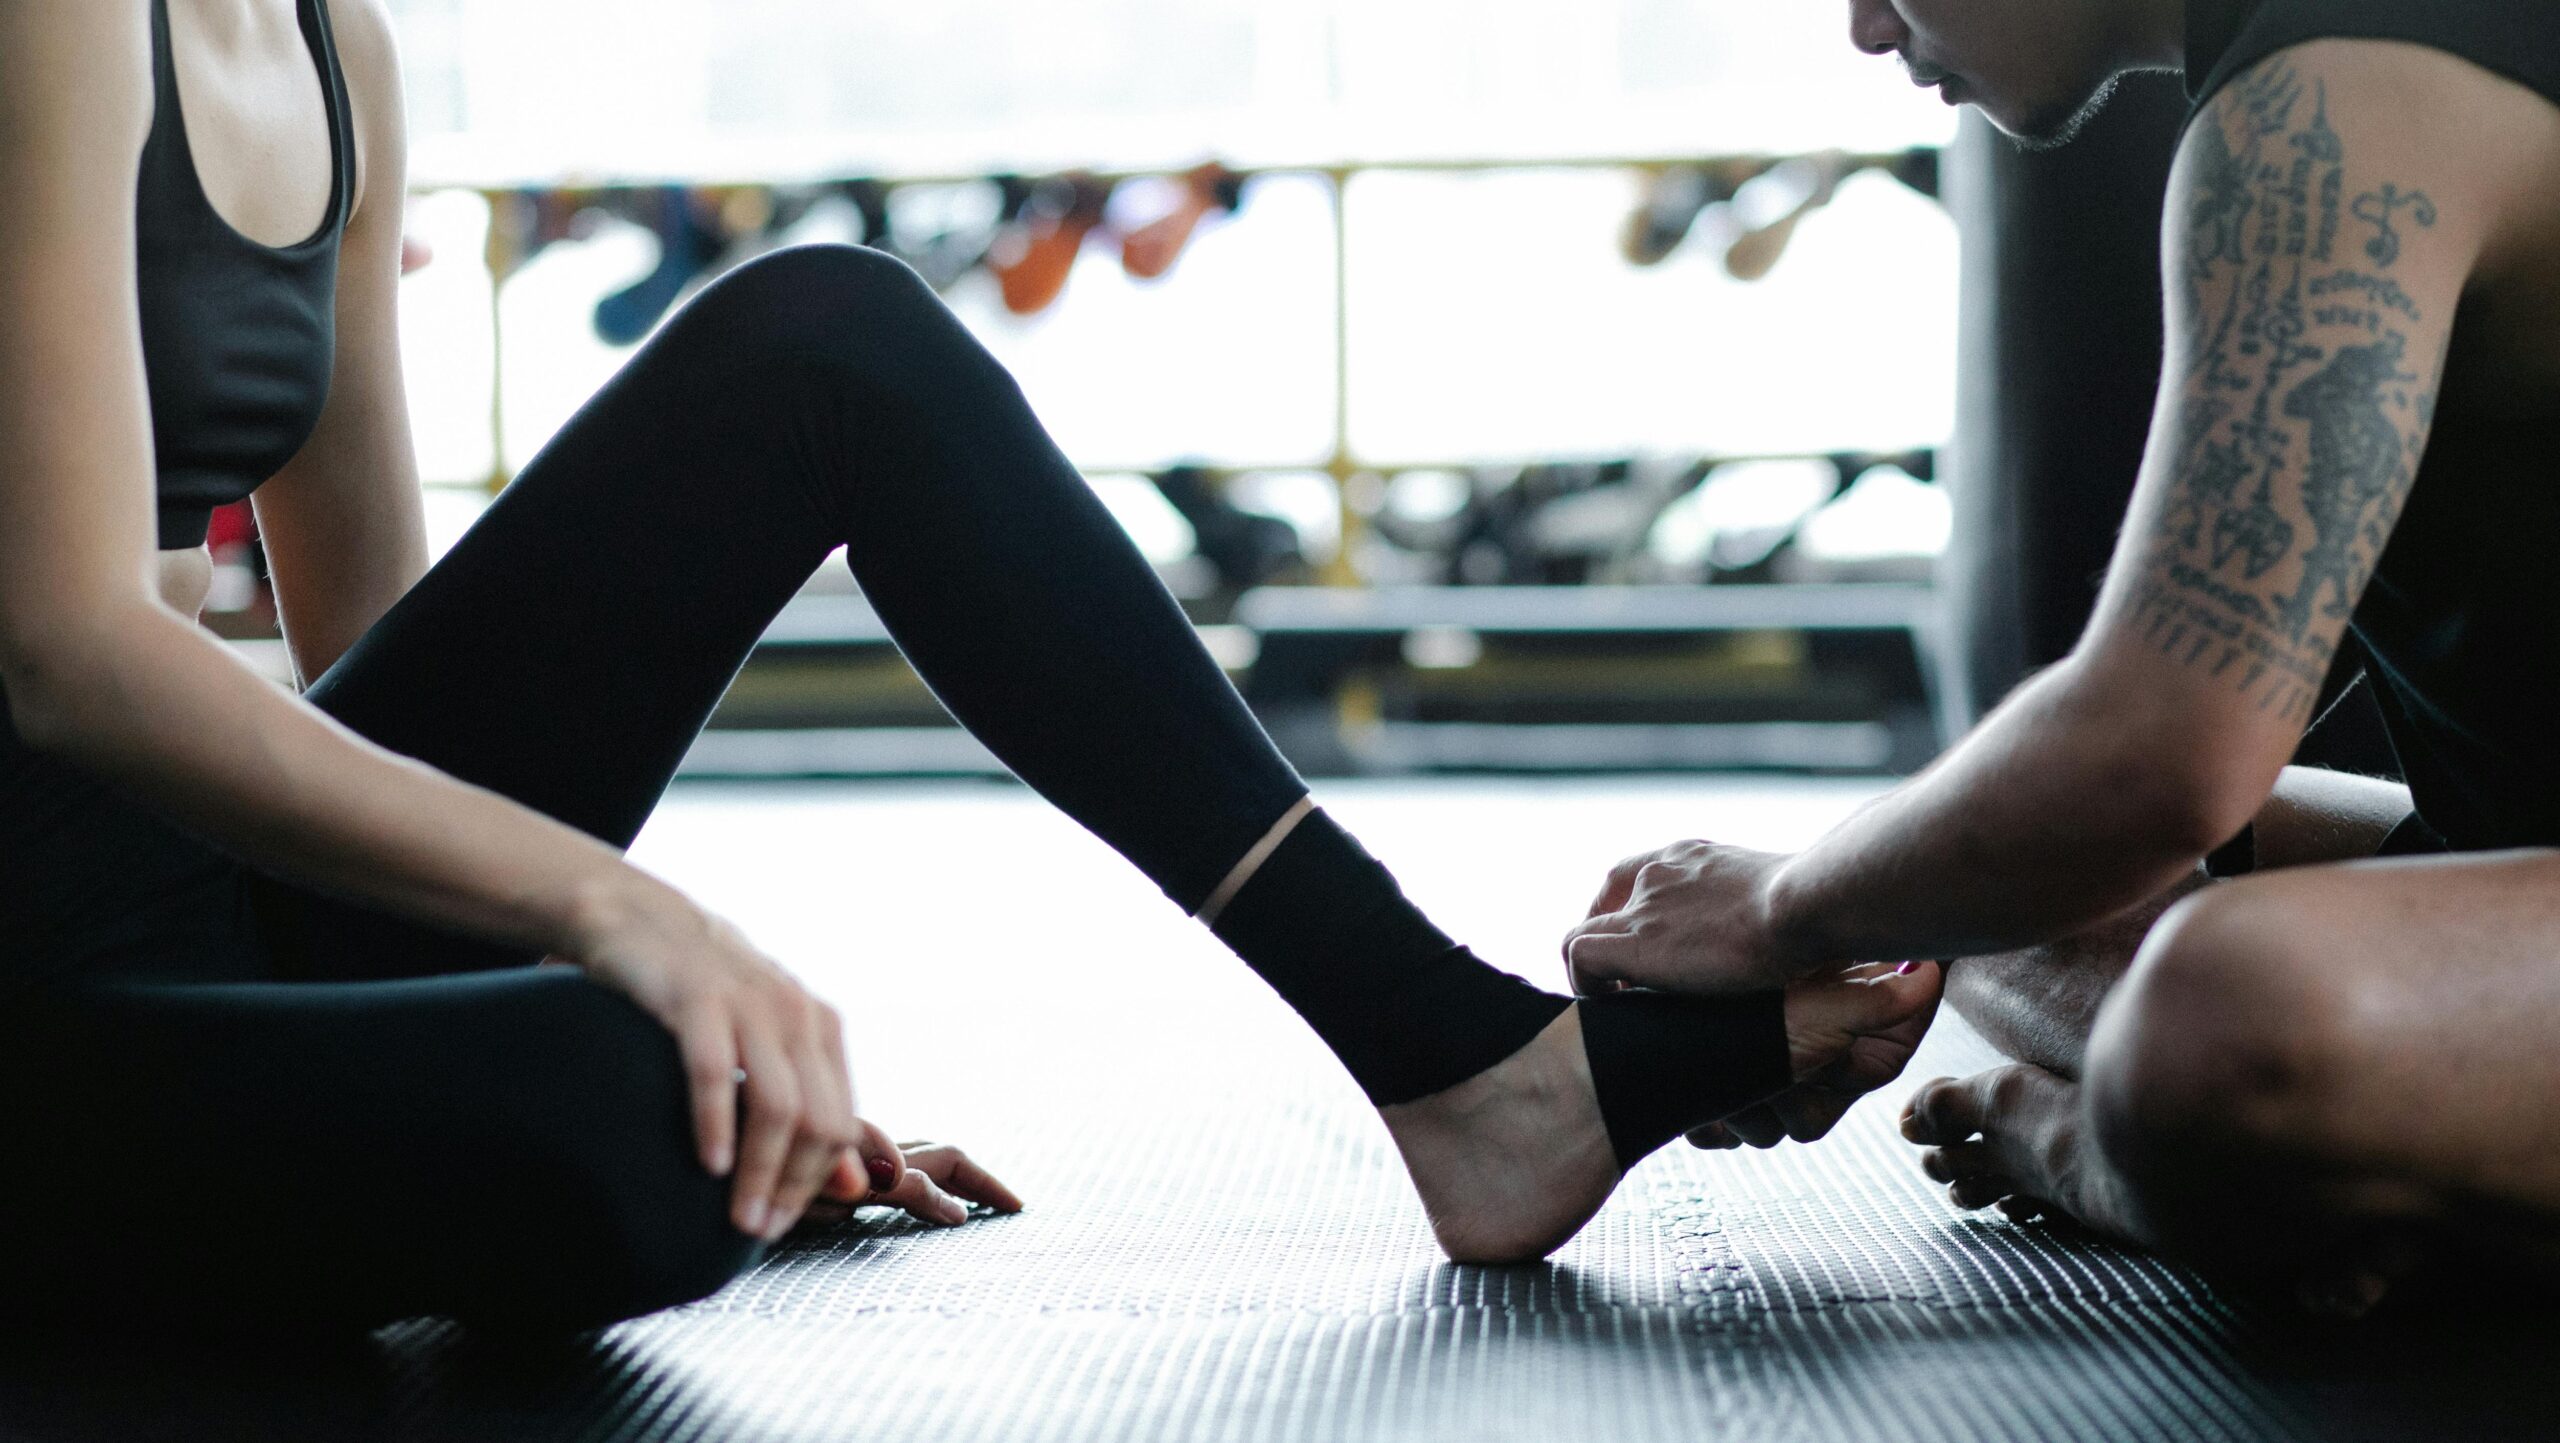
[566,872,894,1242]
[1562,840,1801,995]
[800,1140,1029,1231]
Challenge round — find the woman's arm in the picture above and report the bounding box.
[1566,41,2538,990]
[0,0,873,1243]
[251,0,428,685]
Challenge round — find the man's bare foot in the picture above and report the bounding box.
[1383,965,1942,1264]
[1901,1063,2149,1242]
[1905,1065,2441,1319]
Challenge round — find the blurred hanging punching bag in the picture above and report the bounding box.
[1941,74,2188,724]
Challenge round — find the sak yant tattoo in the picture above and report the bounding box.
[2140,63,2442,721]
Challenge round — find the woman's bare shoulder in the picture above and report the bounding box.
[322,0,401,78]
[0,0,156,177]
[317,0,410,212]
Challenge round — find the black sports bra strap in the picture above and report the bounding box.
[303,0,358,231]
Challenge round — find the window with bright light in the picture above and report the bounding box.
[385,0,1959,546]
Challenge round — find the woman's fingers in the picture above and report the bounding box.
[797,1141,1020,1229]
[820,1150,868,1204]
[765,1081,845,1240]
[761,998,871,1240]
[875,1166,970,1226]
[817,1004,859,1133]
[851,1117,907,1198]
[769,1136,842,1240]
[678,1014,742,1178]
[730,1025,803,1239]
[809,1127,905,1209]
[872,1138,1022,1226]
[903,1141,1027,1213]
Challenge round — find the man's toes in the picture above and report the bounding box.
[1996,1195,2048,1224]
[2298,1269,2394,1321]
[1901,1076,1983,1145]
[1920,1141,1999,1184]
[1947,1174,2015,1210]
[2296,1231,2431,1321]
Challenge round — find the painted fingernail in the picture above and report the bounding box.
[1896,961,1920,975]
[867,1156,899,1191]
[740,1198,770,1236]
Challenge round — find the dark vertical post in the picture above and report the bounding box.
[1941,74,2190,724]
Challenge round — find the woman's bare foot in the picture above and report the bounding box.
[1379,1008,1620,1264]
[1902,1063,2150,1241]
[1382,964,1943,1263]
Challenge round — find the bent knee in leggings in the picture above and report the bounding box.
[676,245,959,363]
[0,974,758,1334]
[476,979,761,1331]
[663,244,1021,418]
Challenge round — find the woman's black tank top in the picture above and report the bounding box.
[136,0,356,551]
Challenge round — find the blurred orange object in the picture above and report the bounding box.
[990,175,1111,316]
[1122,163,1245,281]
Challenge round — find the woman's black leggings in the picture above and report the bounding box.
[1,245,1793,1334]
[0,246,1315,1333]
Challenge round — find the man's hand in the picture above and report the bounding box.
[1562,840,1804,995]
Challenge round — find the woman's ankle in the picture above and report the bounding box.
[1202,807,1568,1107]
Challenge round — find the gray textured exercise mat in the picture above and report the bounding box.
[0,1018,2553,1443]
[0,781,2550,1442]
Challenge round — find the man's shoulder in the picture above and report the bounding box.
[2191,0,2560,124]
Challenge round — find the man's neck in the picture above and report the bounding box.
[2105,0,2194,73]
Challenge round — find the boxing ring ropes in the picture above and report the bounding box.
[425,149,1966,774]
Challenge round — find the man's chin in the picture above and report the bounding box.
[1983,75,2123,152]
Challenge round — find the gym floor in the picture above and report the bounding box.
[1,776,2548,1443]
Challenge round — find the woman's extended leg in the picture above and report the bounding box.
[263,244,1929,1258]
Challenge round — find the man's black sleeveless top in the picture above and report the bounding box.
[139,0,355,551]
[2188,0,2560,851]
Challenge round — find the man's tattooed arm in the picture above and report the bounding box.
[1717,45,2503,970]
[2119,55,2457,725]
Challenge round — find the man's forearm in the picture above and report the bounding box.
[1760,660,2243,969]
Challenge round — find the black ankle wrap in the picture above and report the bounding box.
[1580,988,1792,1169]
